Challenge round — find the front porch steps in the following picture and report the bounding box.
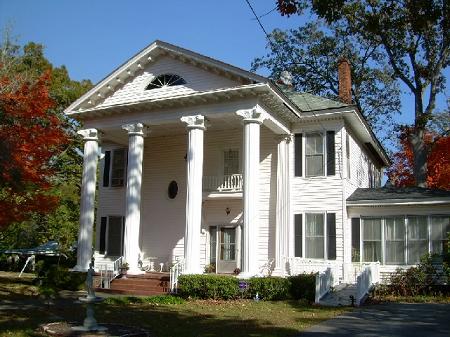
[95,272,170,296]
[319,283,358,307]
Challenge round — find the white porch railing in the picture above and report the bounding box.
[169,258,185,293]
[315,267,336,304]
[284,257,340,277]
[203,174,243,192]
[356,262,380,306]
[98,256,123,289]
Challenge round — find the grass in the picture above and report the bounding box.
[0,271,348,337]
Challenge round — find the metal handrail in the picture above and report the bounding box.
[169,258,185,293]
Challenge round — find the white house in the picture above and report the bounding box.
[66,41,450,286]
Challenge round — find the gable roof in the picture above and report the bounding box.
[64,40,269,115]
[347,187,450,206]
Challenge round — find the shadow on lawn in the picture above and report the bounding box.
[0,295,334,337]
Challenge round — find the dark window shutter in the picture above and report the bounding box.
[326,131,335,176]
[103,151,111,187]
[327,213,336,260]
[295,214,303,257]
[351,218,361,262]
[99,217,107,254]
[295,133,303,177]
[121,217,125,256]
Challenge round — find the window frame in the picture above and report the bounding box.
[304,132,325,177]
[145,73,186,90]
[109,148,127,188]
[295,211,336,260]
[222,148,240,176]
[354,215,450,265]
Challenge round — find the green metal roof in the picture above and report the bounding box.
[280,86,349,112]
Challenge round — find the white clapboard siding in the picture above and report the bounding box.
[290,120,346,278]
[97,57,240,109]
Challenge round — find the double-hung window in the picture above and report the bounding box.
[431,216,450,254]
[362,218,382,262]
[223,149,239,176]
[385,217,405,264]
[294,212,336,260]
[305,213,325,258]
[407,216,428,264]
[305,133,324,177]
[103,149,127,187]
[295,131,335,177]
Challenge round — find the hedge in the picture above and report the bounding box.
[177,274,315,301]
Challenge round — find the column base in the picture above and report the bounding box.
[126,268,145,275]
[237,271,260,279]
[71,264,89,273]
[270,268,284,277]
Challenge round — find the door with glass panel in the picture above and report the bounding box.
[211,226,238,273]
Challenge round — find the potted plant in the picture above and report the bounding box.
[120,262,129,278]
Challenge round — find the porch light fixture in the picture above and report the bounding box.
[225,207,231,215]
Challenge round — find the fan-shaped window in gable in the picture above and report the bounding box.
[145,74,186,90]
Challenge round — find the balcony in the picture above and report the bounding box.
[203,174,243,193]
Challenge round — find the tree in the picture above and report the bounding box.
[276,0,449,187]
[252,22,401,136]
[0,70,67,227]
[387,128,450,190]
[0,35,93,251]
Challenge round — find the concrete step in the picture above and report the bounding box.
[320,283,358,307]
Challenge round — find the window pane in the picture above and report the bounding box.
[224,150,239,175]
[111,149,126,187]
[362,218,381,262]
[431,216,450,254]
[305,213,324,258]
[385,217,405,264]
[220,228,235,261]
[407,216,428,264]
[306,133,323,155]
[306,155,324,176]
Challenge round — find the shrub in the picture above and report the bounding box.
[288,274,316,302]
[178,274,239,300]
[40,265,86,291]
[248,277,290,300]
[177,273,316,302]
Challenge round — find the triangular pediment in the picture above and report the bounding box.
[65,40,268,115]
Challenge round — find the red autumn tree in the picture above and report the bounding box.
[387,128,450,190]
[0,70,68,227]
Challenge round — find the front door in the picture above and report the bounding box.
[216,227,237,273]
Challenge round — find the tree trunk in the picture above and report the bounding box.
[410,128,428,187]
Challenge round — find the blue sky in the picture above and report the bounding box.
[1,0,448,130]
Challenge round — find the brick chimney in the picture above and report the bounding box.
[338,58,352,104]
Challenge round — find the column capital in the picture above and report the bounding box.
[122,123,149,136]
[181,115,206,130]
[236,105,267,124]
[275,133,293,143]
[77,128,99,141]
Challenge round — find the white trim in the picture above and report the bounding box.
[348,200,450,206]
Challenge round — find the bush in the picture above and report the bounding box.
[177,273,316,302]
[288,274,316,302]
[248,277,290,300]
[40,265,86,291]
[178,274,239,300]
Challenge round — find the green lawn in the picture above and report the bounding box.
[0,272,348,337]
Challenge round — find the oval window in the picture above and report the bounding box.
[168,181,178,199]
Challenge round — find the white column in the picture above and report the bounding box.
[236,107,267,277]
[181,115,206,274]
[73,128,99,272]
[273,135,292,276]
[122,123,147,274]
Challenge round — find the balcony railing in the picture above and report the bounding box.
[203,174,243,192]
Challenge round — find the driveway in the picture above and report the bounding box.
[298,303,450,337]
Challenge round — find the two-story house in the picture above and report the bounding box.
[66,41,450,286]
